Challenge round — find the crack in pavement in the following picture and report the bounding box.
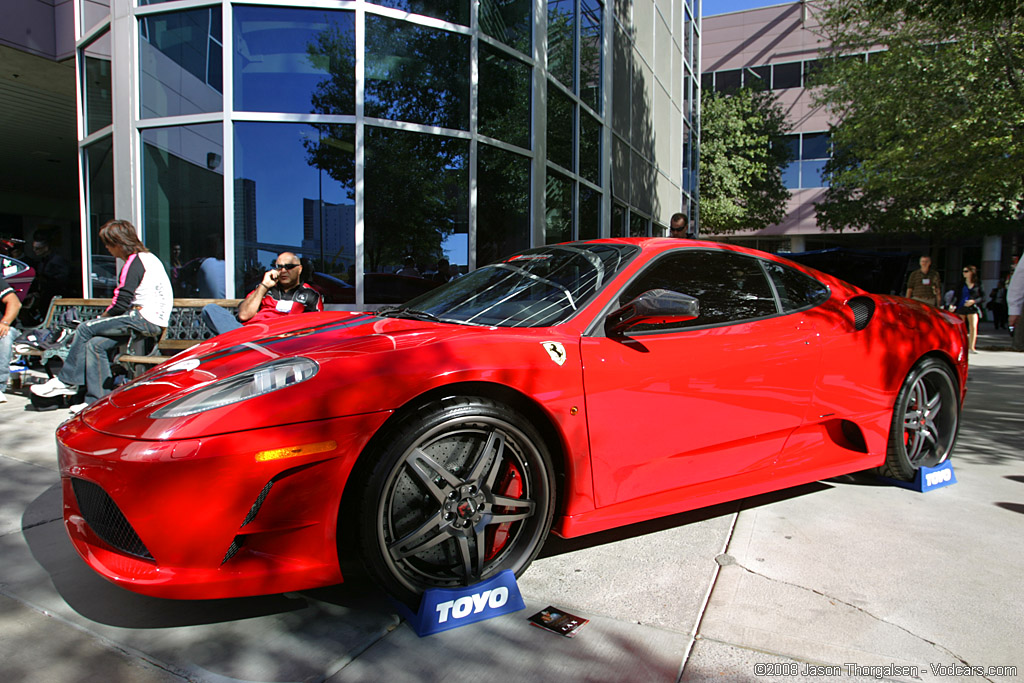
[713,554,998,683]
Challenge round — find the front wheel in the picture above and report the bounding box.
[880,358,960,481]
[353,397,556,605]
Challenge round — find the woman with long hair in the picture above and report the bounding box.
[950,264,983,352]
[31,220,172,413]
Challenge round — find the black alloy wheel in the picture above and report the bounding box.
[881,357,960,481]
[354,397,555,605]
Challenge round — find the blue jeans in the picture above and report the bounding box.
[1,326,21,391]
[57,310,162,403]
[201,303,242,336]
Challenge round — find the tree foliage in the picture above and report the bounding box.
[698,86,793,234]
[812,0,1024,235]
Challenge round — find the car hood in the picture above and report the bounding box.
[81,311,578,440]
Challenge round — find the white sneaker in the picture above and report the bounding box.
[0,392,6,404]
[31,377,78,398]
[68,402,88,416]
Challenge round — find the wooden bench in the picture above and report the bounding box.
[15,296,241,376]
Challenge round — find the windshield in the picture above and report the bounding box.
[384,243,638,327]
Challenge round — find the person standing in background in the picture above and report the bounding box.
[905,255,941,307]
[1007,259,1024,352]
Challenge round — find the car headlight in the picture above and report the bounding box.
[150,357,319,419]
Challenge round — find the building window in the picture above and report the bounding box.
[141,124,224,296]
[780,132,831,189]
[479,43,531,148]
[371,0,470,26]
[82,31,112,135]
[365,15,470,130]
[139,8,223,119]
[364,127,468,303]
[234,7,355,116]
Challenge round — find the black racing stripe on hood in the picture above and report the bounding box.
[196,314,379,365]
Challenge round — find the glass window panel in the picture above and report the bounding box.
[611,203,627,237]
[142,124,224,297]
[714,69,740,93]
[234,7,354,115]
[548,0,575,90]
[479,43,531,148]
[629,212,648,237]
[803,59,822,86]
[480,0,532,56]
[579,110,601,185]
[612,23,631,139]
[780,133,800,159]
[365,16,469,130]
[370,0,469,26]
[611,134,628,202]
[478,144,530,266]
[546,83,574,171]
[771,61,801,89]
[580,0,603,112]
[579,184,600,240]
[781,161,800,189]
[801,132,829,159]
[801,159,828,188]
[745,65,770,88]
[234,122,355,302]
[83,32,112,136]
[84,137,115,298]
[82,0,110,35]
[619,251,777,330]
[139,9,222,119]
[364,127,468,303]
[700,72,713,92]
[763,261,829,312]
[545,171,573,244]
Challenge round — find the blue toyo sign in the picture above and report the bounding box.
[396,570,526,637]
[880,460,957,492]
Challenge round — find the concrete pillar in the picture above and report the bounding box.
[789,235,806,253]
[982,235,1001,308]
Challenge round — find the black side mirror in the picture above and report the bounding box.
[605,289,700,336]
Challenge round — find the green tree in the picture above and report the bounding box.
[698,86,793,234]
[812,0,1024,235]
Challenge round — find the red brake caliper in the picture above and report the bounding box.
[484,462,523,561]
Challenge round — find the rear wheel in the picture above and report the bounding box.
[353,397,555,605]
[880,358,959,481]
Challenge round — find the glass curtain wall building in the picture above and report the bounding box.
[75,0,700,306]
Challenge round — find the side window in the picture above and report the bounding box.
[763,261,830,311]
[617,250,778,332]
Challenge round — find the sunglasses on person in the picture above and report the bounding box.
[273,263,300,271]
[669,227,686,233]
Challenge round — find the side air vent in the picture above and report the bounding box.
[71,478,153,560]
[848,296,876,331]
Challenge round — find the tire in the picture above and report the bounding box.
[353,396,556,605]
[879,358,960,481]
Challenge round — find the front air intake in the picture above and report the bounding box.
[848,296,876,331]
[71,478,153,560]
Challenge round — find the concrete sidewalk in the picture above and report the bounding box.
[0,335,1021,683]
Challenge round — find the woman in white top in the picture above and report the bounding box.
[31,219,172,413]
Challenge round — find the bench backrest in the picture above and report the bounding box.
[39,297,242,346]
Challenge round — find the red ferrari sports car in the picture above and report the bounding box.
[56,238,967,603]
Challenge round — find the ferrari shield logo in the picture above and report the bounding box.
[541,341,567,366]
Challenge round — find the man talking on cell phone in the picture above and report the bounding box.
[201,251,323,336]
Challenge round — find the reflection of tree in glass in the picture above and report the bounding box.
[363,128,468,273]
[371,0,469,26]
[303,17,470,273]
[479,44,531,148]
[480,0,532,56]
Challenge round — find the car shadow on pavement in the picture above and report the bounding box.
[539,481,833,558]
[21,483,389,629]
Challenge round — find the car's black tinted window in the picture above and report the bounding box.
[617,250,778,332]
[763,261,830,311]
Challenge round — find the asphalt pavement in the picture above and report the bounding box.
[0,322,1021,683]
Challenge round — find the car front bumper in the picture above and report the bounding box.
[56,409,391,599]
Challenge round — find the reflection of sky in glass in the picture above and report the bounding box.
[235,122,352,249]
[234,6,354,114]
